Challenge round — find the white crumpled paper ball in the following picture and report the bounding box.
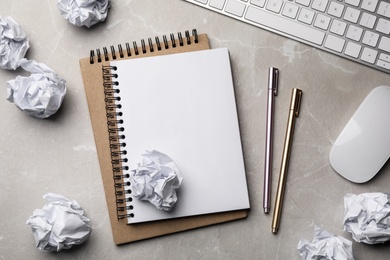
[297,226,354,260]
[130,150,184,211]
[343,192,390,244]
[57,0,111,28]
[0,16,29,70]
[26,193,92,252]
[7,59,66,119]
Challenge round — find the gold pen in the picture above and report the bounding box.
[272,88,302,234]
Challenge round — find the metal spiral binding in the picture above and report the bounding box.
[90,29,199,64]
[102,65,134,220]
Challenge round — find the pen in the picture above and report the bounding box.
[272,88,302,234]
[263,67,279,214]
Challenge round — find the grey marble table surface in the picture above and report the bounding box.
[1,1,389,259]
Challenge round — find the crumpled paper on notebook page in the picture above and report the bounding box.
[7,59,66,119]
[0,16,29,70]
[343,192,390,244]
[57,0,111,27]
[297,226,354,260]
[130,150,184,211]
[26,193,92,252]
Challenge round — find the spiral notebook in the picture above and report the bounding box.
[79,30,249,244]
[105,47,250,224]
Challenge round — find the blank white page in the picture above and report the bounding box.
[111,48,250,224]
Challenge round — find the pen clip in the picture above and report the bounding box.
[293,89,302,117]
[269,67,279,96]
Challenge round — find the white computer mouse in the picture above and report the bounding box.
[329,85,390,183]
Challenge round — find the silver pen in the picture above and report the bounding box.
[263,67,279,214]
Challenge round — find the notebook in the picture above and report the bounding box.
[79,30,249,244]
[106,48,250,224]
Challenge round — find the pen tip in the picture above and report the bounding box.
[264,208,269,214]
[272,228,278,234]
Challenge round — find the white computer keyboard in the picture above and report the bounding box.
[182,0,390,74]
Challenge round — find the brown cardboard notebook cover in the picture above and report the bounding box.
[79,31,248,245]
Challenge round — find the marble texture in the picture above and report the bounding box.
[0,0,390,259]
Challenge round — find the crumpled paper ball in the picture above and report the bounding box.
[130,150,184,211]
[57,0,111,28]
[297,226,354,260]
[343,192,390,244]
[26,193,92,252]
[7,59,66,119]
[0,16,29,70]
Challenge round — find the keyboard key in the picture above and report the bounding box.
[377,1,390,18]
[295,0,311,7]
[210,0,226,9]
[360,12,377,28]
[362,31,379,47]
[361,0,378,12]
[330,19,347,35]
[250,0,266,8]
[379,53,390,62]
[298,8,315,24]
[312,0,329,12]
[195,0,208,3]
[377,59,390,70]
[345,0,361,7]
[344,7,361,23]
[324,34,345,52]
[361,47,378,63]
[225,0,247,17]
[346,24,363,41]
[328,1,345,17]
[245,6,326,45]
[378,36,390,52]
[314,13,331,30]
[266,0,284,13]
[345,41,362,58]
[376,18,390,34]
[282,2,299,19]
